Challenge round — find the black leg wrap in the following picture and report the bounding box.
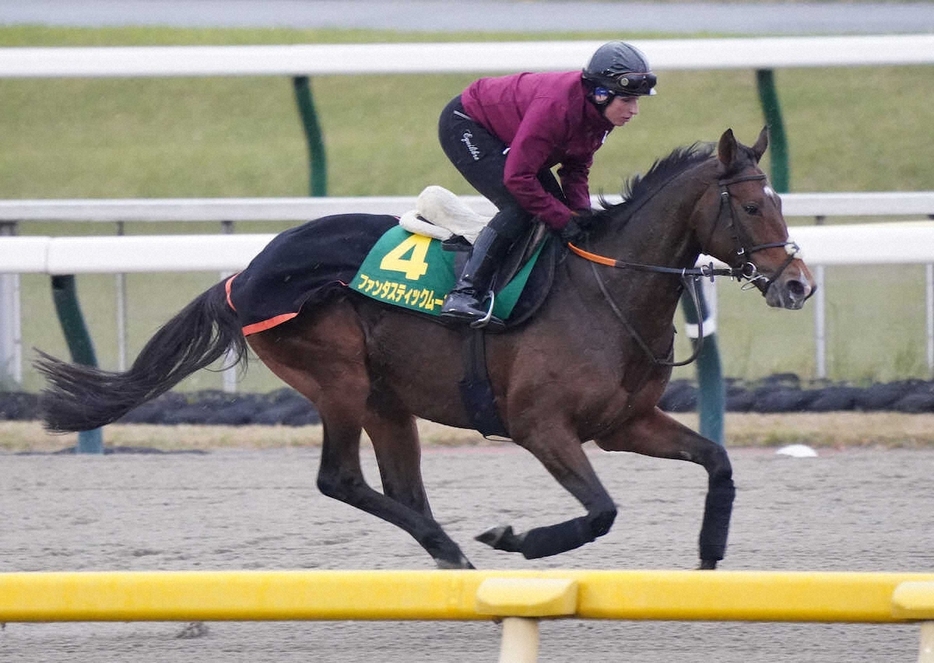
[519,516,595,560]
[699,478,735,562]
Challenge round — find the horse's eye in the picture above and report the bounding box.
[742,203,760,215]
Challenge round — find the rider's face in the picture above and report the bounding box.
[603,96,640,127]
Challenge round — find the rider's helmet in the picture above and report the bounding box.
[582,41,657,98]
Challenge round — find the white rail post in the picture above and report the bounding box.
[0,221,21,387]
[498,618,541,663]
[926,263,933,377]
[922,623,934,663]
[475,578,578,663]
[814,264,827,379]
[812,215,827,379]
[220,219,238,393]
[892,581,934,663]
[115,221,128,372]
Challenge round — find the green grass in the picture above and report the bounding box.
[2,25,933,391]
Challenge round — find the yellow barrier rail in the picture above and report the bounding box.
[2,569,933,623]
[2,570,933,662]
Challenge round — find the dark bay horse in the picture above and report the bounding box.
[37,128,814,570]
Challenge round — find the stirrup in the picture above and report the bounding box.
[469,292,497,329]
[440,290,485,319]
[440,292,503,330]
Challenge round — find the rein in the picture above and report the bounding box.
[569,172,800,367]
[584,257,710,367]
[568,243,740,280]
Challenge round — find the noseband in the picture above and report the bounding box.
[568,170,800,367]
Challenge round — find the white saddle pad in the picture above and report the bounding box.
[399,185,491,244]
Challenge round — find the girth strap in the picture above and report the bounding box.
[458,329,510,439]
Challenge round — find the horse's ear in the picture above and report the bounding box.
[717,128,737,167]
[751,126,769,162]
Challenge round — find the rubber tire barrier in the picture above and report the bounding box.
[4,375,934,426]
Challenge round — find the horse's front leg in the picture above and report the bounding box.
[477,427,618,559]
[595,407,735,569]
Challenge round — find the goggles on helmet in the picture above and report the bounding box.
[610,71,657,96]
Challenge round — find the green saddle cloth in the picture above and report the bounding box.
[350,226,542,320]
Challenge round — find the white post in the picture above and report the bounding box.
[684,277,719,339]
[220,219,238,393]
[475,577,578,663]
[814,264,827,379]
[0,221,21,387]
[115,272,127,371]
[926,264,933,377]
[919,622,934,663]
[892,581,934,663]
[703,277,718,331]
[221,329,239,393]
[0,273,21,386]
[115,221,128,372]
[498,617,540,663]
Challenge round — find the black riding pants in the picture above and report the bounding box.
[438,95,566,240]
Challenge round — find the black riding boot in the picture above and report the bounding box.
[440,224,512,324]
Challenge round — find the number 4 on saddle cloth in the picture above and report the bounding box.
[225,187,557,337]
[351,225,548,324]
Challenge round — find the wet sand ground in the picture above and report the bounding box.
[1,444,932,662]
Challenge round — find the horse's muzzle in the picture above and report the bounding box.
[764,261,816,310]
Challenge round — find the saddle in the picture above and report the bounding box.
[400,187,559,439]
[399,185,553,317]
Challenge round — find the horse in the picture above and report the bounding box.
[36,127,814,570]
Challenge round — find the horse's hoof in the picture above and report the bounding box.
[697,559,718,570]
[435,556,475,570]
[476,525,523,552]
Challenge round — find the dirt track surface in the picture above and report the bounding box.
[1,444,932,662]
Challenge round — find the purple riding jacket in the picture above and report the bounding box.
[460,70,614,229]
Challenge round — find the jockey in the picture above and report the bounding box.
[437,40,657,325]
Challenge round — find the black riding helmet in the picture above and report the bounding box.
[582,41,657,98]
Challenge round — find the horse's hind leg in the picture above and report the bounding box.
[317,412,470,568]
[364,405,432,519]
[361,408,479,568]
[594,407,735,570]
[248,310,472,569]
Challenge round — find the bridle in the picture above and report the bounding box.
[568,171,801,367]
[714,172,801,294]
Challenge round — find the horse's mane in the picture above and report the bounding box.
[624,143,714,201]
[598,142,716,217]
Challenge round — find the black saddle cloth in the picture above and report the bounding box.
[227,213,557,335]
[227,213,397,334]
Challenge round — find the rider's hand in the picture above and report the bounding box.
[573,208,597,228]
[559,218,584,243]
[559,209,597,243]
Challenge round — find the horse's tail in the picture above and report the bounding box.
[36,281,247,432]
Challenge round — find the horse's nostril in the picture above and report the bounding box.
[787,280,807,299]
